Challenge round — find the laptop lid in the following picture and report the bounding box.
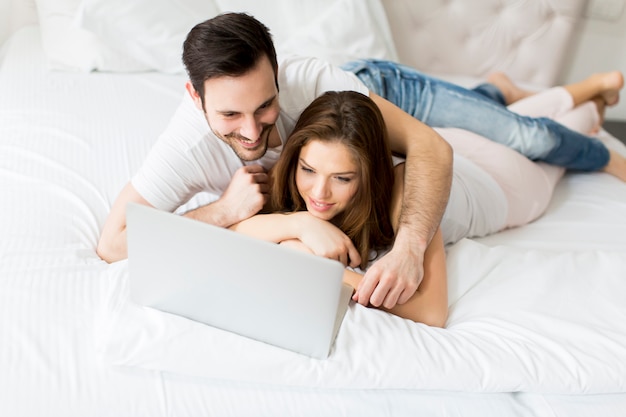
[126,203,352,359]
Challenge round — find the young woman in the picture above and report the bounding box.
[230,72,626,327]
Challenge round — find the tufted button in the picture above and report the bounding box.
[490,1,504,15]
[510,36,523,51]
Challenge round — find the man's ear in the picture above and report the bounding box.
[185,81,203,111]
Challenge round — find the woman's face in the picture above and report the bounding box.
[295,139,360,221]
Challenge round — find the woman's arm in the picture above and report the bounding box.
[343,228,448,327]
[283,232,448,327]
[229,212,303,243]
[229,212,361,267]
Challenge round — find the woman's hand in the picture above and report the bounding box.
[295,212,361,267]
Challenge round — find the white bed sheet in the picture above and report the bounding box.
[98,240,626,393]
[3,26,626,416]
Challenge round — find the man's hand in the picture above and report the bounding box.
[212,165,269,226]
[224,165,269,220]
[296,213,361,268]
[352,230,427,309]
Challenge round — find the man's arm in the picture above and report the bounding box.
[97,182,151,263]
[97,165,270,263]
[182,164,269,226]
[353,93,453,309]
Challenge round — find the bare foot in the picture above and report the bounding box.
[594,70,624,107]
[487,72,535,105]
[601,149,626,182]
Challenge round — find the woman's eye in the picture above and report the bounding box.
[300,165,314,174]
[336,176,352,183]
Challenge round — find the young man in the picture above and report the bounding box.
[97,13,454,310]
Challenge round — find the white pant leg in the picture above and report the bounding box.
[441,87,601,232]
[440,127,557,230]
[441,153,508,245]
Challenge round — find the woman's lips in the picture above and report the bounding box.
[308,197,333,212]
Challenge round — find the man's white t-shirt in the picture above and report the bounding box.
[131,56,368,213]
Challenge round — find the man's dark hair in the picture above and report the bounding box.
[182,12,279,104]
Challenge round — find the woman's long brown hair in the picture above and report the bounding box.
[269,91,396,268]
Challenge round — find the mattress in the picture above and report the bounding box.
[2,26,626,417]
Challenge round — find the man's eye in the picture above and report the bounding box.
[256,101,273,113]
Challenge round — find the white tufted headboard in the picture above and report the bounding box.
[1,0,585,90]
[381,0,586,88]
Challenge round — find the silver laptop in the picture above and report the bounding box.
[126,202,353,359]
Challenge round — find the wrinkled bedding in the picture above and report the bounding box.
[2,26,626,417]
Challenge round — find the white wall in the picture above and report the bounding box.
[561,1,626,121]
[0,0,37,47]
[0,0,11,46]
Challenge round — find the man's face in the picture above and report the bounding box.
[189,56,280,161]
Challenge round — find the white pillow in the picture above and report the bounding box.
[74,0,397,73]
[216,0,399,66]
[78,0,221,73]
[35,0,150,72]
[213,0,324,44]
[73,0,397,73]
[278,0,398,65]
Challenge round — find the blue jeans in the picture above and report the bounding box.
[341,59,609,171]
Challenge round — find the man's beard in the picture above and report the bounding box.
[211,123,274,162]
